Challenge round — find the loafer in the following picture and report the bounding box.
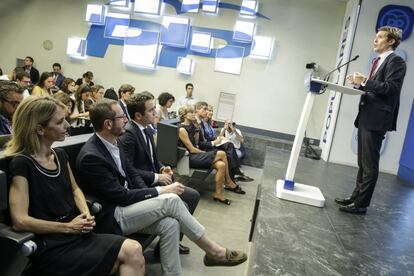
[334,197,354,206]
[339,203,367,215]
[204,249,248,267]
[179,243,190,255]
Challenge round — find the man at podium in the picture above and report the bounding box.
[335,26,407,214]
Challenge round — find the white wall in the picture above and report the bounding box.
[0,0,346,139]
[329,0,414,174]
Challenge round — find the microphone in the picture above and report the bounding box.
[324,55,359,81]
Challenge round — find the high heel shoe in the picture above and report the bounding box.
[213,197,231,205]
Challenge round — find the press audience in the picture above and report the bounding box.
[76,99,248,275]
[178,105,245,205]
[6,96,144,276]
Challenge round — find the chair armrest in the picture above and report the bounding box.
[0,223,37,256]
[177,146,188,159]
[177,147,190,176]
[85,195,102,215]
[0,224,34,245]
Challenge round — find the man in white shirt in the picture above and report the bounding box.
[178,83,198,107]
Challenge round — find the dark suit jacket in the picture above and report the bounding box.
[22,66,40,85]
[196,117,214,150]
[118,121,163,185]
[76,134,158,234]
[54,73,65,88]
[355,53,406,131]
[119,100,130,120]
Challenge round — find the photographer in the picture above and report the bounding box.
[220,120,246,159]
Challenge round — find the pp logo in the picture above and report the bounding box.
[376,5,414,41]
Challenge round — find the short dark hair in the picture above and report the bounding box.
[104,88,118,100]
[16,70,30,81]
[118,84,135,98]
[126,93,153,119]
[25,56,34,63]
[89,98,117,132]
[52,63,61,69]
[158,92,175,106]
[185,83,193,89]
[0,67,3,75]
[82,71,94,79]
[0,81,23,100]
[195,101,208,111]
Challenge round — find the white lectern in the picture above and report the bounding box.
[276,78,363,207]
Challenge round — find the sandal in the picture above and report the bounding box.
[224,184,246,195]
[204,248,248,266]
[234,175,254,182]
[213,197,231,205]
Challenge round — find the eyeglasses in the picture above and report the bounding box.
[111,114,128,121]
[2,99,21,108]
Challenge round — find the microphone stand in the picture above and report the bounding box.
[324,55,359,82]
[302,55,359,160]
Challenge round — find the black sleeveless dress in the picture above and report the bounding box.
[9,148,126,276]
[178,123,216,169]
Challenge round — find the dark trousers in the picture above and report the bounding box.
[351,127,386,208]
[217,142,241,177]
[179,186,200,240]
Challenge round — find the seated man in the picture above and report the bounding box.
[0,81,23,135]
[118,92,200,254]
[76,99,247,275]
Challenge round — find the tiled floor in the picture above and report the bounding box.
[145,146,414,275]
[145,166,262,276]
[250,147,414,276]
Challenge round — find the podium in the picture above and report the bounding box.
[276,78,363,207]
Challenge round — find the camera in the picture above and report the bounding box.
[306,62,319,72]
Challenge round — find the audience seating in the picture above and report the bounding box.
[0,133,157,275]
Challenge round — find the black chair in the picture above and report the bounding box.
[0,157,37,276]
[157,120,213,182]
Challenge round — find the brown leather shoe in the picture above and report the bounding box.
[204,249,247,266]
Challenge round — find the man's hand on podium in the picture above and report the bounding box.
[346,72,367,86]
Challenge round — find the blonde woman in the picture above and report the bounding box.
[5,96,144,276]
[178,105,244,205]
